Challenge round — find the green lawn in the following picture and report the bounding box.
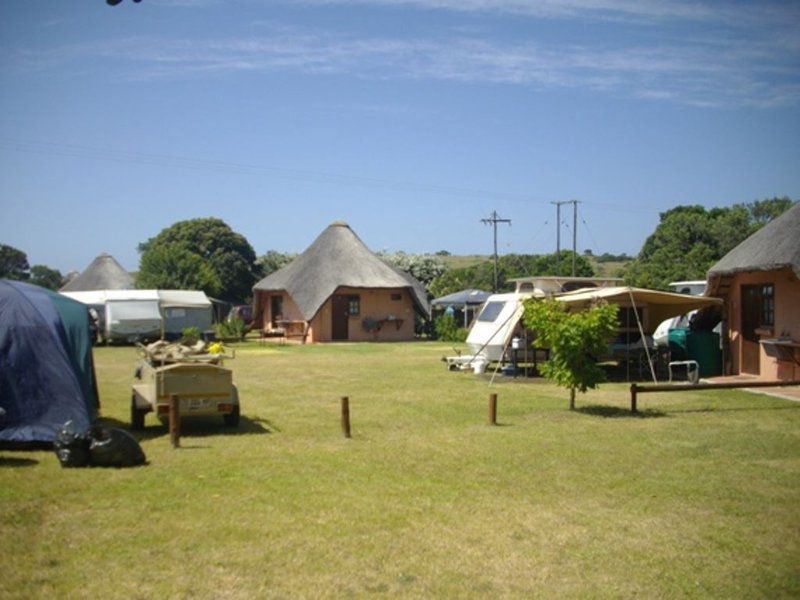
[2,342,799,598]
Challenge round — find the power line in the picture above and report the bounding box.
[481,210,511,292]
[0,136,664,214]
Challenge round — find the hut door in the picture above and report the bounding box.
[331,295,349,340]
[740,285,761,375]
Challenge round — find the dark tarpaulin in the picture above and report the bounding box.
[0,280,98,445]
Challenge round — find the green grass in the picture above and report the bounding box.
[2,342,799,598]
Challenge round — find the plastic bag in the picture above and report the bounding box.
[54,420,91,468]
[88,426,146,467]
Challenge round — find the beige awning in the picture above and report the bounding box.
[554,286,722,327]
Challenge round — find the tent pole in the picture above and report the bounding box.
[628,290,657,383]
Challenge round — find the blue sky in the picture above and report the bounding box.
[1,0,798,274]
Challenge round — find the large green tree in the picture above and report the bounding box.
[625,197,795,289]
[0,244,30,281]
[138,218,258,301]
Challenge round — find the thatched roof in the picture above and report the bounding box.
[60,253,134,292]
[707,202,800,279]
[253,221,430,320]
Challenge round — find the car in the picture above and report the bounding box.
[131,341,240,430]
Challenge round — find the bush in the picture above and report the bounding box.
[214,317,247,340]
[180,326,202,345]
[433,314,468,342]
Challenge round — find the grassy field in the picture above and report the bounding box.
[2,341,799,598]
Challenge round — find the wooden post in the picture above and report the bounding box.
[169,394,180,448]
[630,384,638,414]
[341,396,351,438]
[489,393,497,425]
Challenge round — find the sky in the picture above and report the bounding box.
[1,0,798,275]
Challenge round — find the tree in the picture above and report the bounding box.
[0,244,30,281]
[138,218,258,301]
[624,198,796,289]
[379,251,446,287]
[523,299,618,410]
[29,265,63,290]
[256,250,296,279]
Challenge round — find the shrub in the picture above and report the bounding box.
[214,317,246,340]
[433,314,468,342]
[180,326,202,345]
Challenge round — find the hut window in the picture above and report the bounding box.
[348,296,360,316]
[761,284,774,326]
[390,293,402,301]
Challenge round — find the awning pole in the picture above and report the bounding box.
[628,290,657,383]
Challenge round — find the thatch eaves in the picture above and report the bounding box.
[59,253,134,292]
[707,202,800,280]
[253,222,430,321]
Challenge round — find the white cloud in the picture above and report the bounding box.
[7,2,800,109]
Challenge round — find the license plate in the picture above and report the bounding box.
[183,398,214,411]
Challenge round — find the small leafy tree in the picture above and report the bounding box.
[0,244,30,281]
[30,265,64,290]
[522,299,618,410]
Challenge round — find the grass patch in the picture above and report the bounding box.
[2,341,799,598]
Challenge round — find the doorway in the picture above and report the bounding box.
[740,284,773,375]
[331,295,350,340]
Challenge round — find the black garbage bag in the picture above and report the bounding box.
[88,426,146,467]
[54,420,92,468]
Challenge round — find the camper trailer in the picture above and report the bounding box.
[61,289,213,343]
[445,277,622,371]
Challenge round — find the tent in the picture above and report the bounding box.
[0,280,98,446]
[431,289,491,327]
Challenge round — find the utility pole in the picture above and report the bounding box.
[481,210,511,292]
[551,200,580,276]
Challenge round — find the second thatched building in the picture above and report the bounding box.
[253,221,430,343]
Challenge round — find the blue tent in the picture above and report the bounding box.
[0,280,98,446]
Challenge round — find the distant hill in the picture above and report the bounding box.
[438,254,631,279]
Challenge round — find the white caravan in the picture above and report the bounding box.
[445,277,622,371]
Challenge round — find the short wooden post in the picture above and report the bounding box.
[630,384,638,414]
[488,393,497,425]
[169,394,180,448]
[341,396,351,438]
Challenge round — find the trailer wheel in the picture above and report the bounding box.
[131,395,146,431]
[223,403,240,428]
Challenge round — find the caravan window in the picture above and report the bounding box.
[478,301,505,322]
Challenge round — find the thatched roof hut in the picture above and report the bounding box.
[707,202,800,287]
[60,253,134,292]
[253,221,429,342]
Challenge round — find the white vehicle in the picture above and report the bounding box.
[444,277,621,372]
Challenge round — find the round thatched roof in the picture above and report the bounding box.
[59,253,134,292]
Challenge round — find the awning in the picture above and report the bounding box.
[555,286,722,325]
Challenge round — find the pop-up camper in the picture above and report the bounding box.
[445,277,622,371]
[62,289,212,343]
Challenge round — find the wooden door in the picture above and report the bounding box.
[740,285,761,375]
[331,295,349,341]
[270,295,283,327]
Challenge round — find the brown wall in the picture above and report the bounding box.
[254,287,417,342]
[309,286,416,342]
[723,267,800,381]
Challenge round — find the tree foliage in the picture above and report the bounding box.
[30,265,64,290]
[625,197,795,289]
[138,218,258,301]
[430,251,594,298]
[0,244,30,281]
[256,250,297,279]
[522,299,618,409]
[379,251,446,287]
